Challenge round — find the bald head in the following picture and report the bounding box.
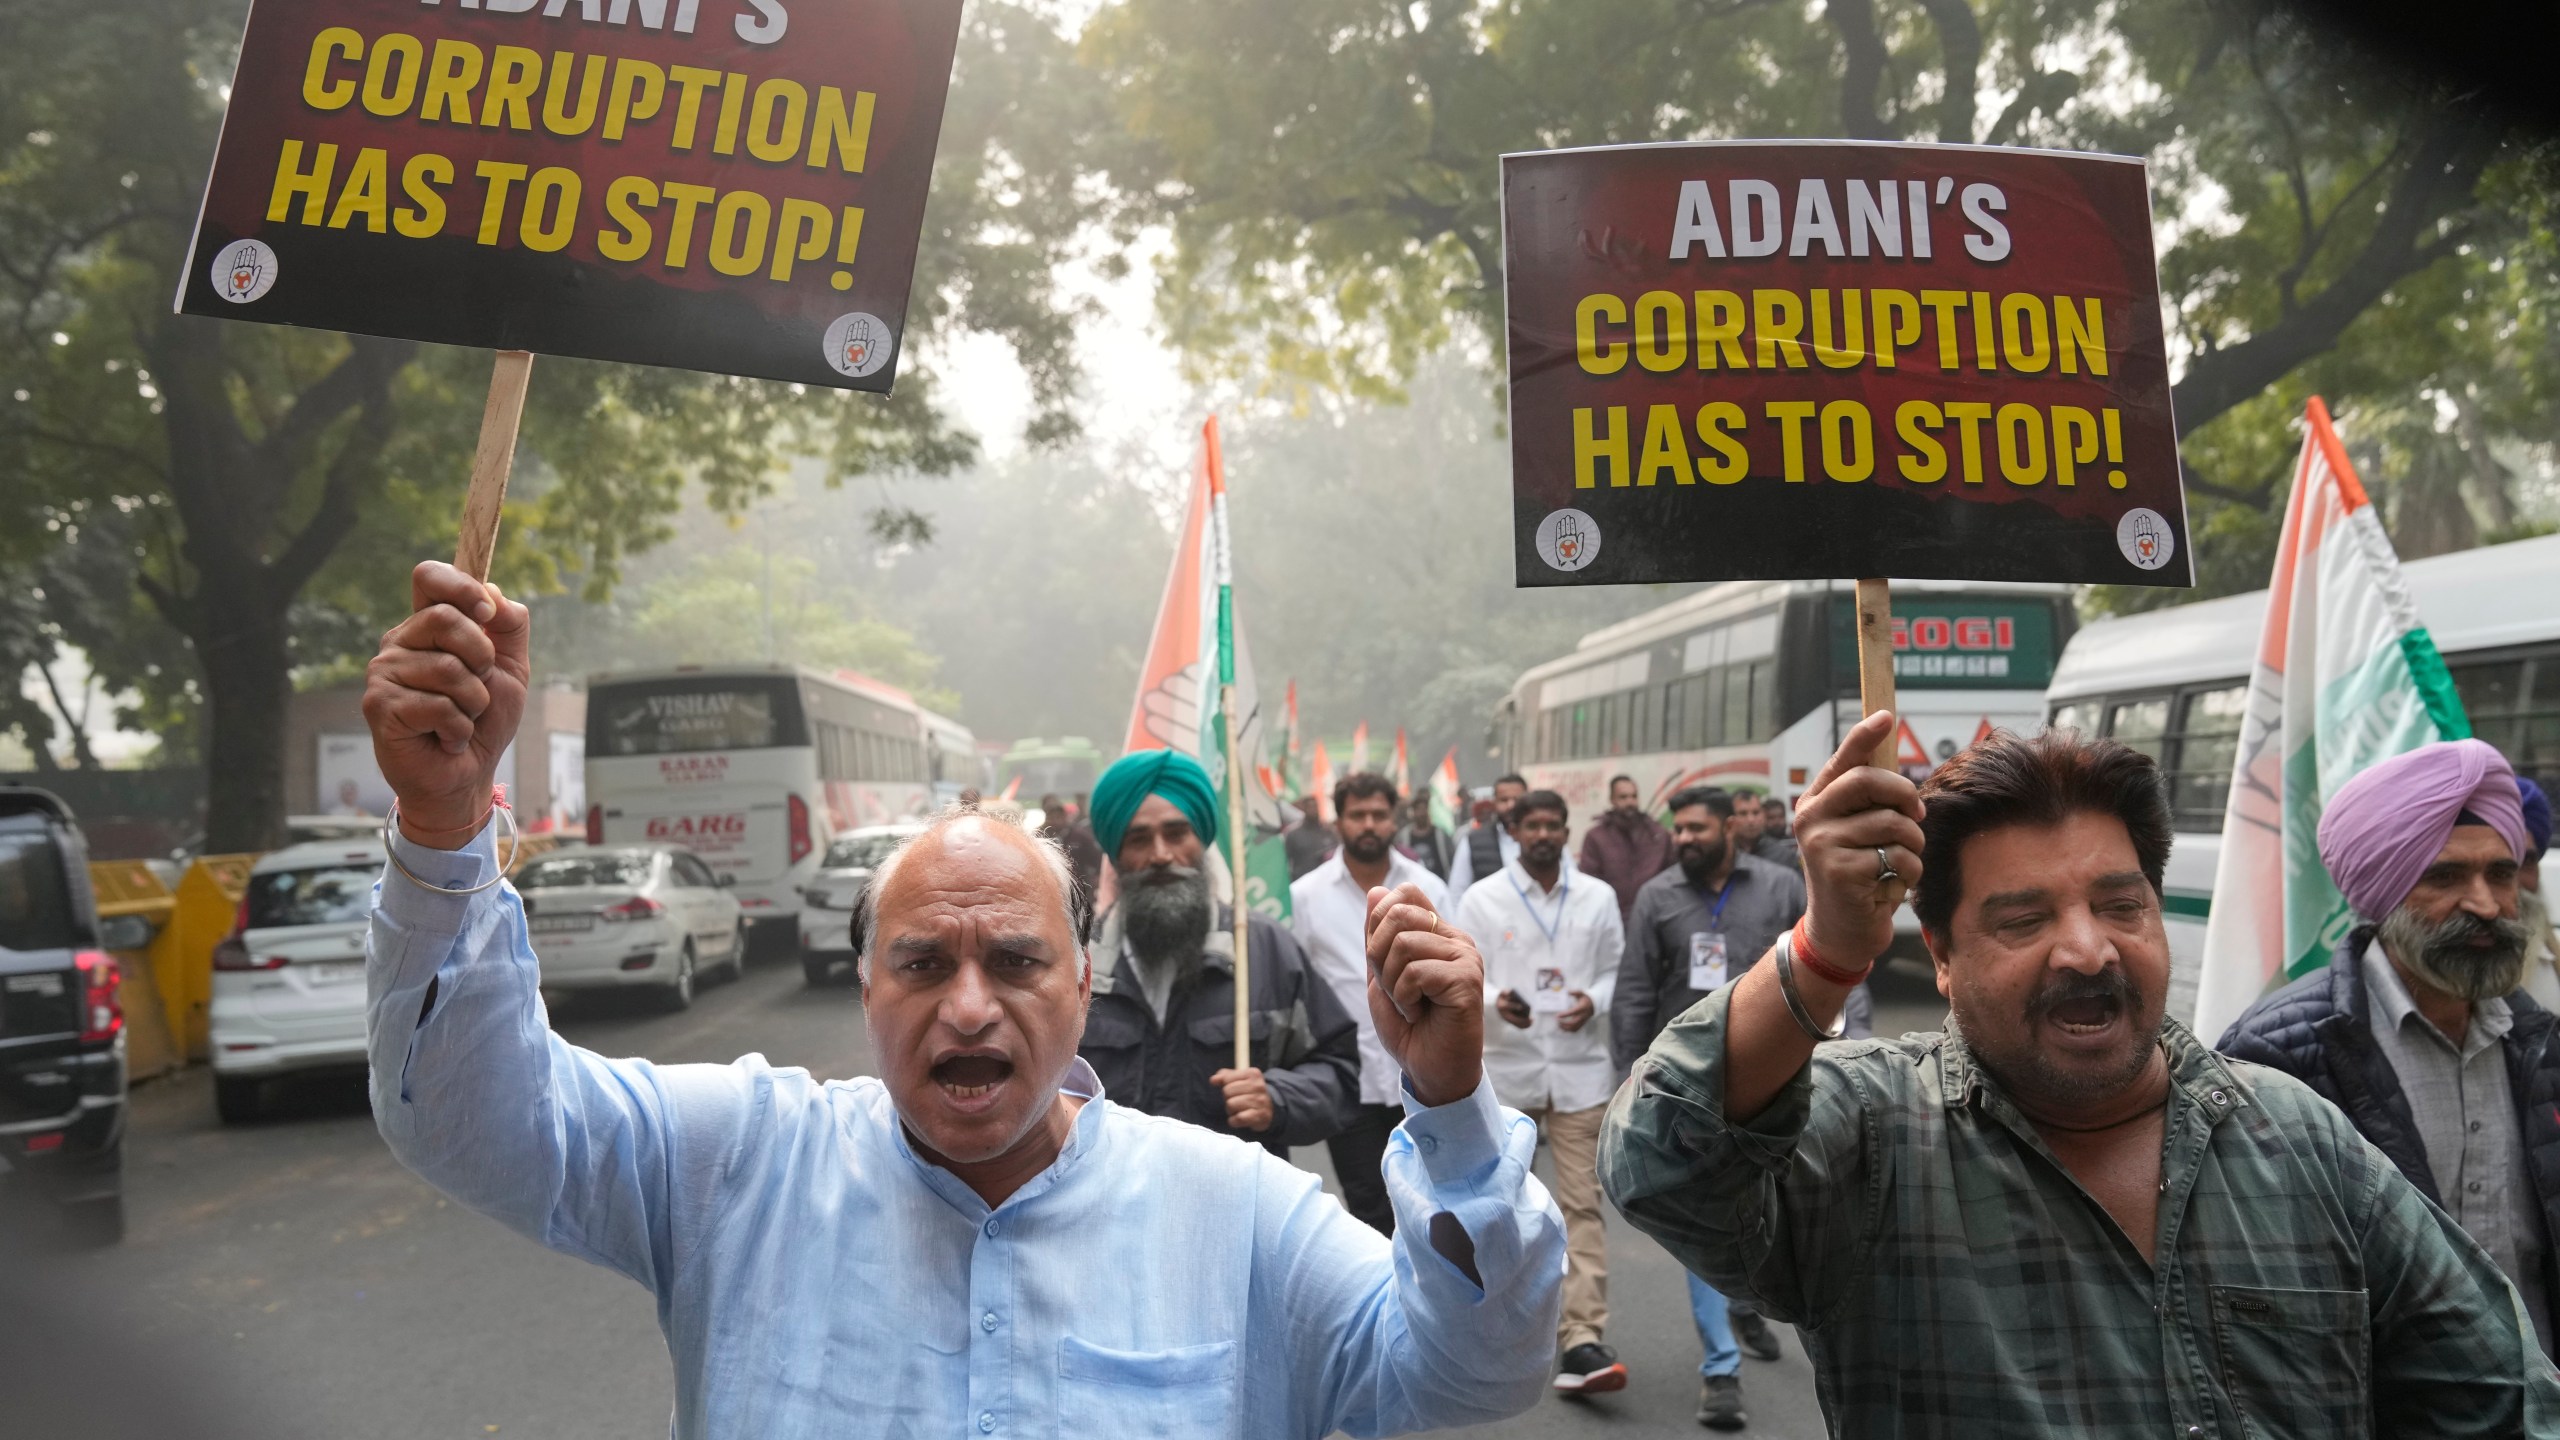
[859,808,1093,1174]
[861,810,1083,978]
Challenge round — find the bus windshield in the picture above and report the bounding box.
[590,676,808,758]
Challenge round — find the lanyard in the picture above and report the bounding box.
[1702,872,1737,930]
[1507,872,1570,947]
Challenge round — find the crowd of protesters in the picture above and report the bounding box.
[355,560,2560,1440]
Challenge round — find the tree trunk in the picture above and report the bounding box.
[195,605,293,854]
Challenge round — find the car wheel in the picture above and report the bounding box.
[61,1195,125,1248]
[803,953,836,986]
[659,942,697,1012]
[214,1075,265,1125]
[726,919,749,980]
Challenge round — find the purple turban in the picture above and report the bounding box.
[2317,739,2530,921]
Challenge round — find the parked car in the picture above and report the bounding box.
[0,787,127,1244]
[798,825,921,985]
[210,837,386,1124]
[517,844,744,1011]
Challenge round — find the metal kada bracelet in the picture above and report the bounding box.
[381,800,519,897]
[1774,928,1846,1042]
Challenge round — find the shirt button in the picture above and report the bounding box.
[2471,1119,2484,1132]
[2208,1089,2227,1107]
[2470,1181,2484,1194]
[984,1218,1001,1238]
[977,1412,995,1433]
[981,1311,999,1333]
[1418,1133,1440,1155]
[2188,1428,2203,1437]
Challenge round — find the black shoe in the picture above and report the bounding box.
[1552,1341,1629,1396]
[1697,1374,1747,1429]
[1732,1309,1784,1362]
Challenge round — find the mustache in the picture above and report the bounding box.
[2024,965,2137,1023]
[1136,862,1202,885]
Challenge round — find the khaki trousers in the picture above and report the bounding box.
[1527,1101,1609,1350]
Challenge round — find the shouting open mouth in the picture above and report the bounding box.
[931,1050,1016,1109]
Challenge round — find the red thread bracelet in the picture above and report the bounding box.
[1791,915,1871,987]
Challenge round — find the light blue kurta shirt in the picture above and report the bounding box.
[366,825,1565,1440]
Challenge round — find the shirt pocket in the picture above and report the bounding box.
[1187,1008,1279,1068]
[2210,1284,2371,1440]
[1055,1336,1238,1440]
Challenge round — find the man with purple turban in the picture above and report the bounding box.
[2221,739,2558,1358]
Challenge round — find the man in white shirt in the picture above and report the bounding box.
[1292,772,1451,1236]
[1450,773,1564,900]
[1456,789,1630,1399]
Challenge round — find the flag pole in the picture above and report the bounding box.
[1853,577,1907,906]
[455,348,533,872]
[1207,419,1252,1072]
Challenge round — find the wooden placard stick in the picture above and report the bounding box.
[454,350,535,582]
[1853,577,1909,905]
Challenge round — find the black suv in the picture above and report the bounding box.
[0,788,126,1244]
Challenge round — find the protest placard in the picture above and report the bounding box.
[1501,141,2189,590]
[178,0,964,394]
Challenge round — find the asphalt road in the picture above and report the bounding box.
[6,949,1949,1439]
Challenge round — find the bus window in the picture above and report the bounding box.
[2105,697,2172,761]
[2048,700,2102,735]
[590,676,805,757]
[2452,652,2560,795]
[2167,686,2248,827]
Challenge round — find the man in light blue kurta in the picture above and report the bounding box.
[359,561,1565,1440]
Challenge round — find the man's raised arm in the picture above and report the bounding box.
[363,561,758,1293]
[1599,712,1921,1317]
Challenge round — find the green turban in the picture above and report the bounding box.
[1090,748,1222,859]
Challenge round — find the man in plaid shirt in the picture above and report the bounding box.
[1602,716,2560,1436]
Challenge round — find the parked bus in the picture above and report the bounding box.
[1492,578,2078,946]
[584,666,972,944]
[2045,531,2560,1019]
[996,737,1107,803]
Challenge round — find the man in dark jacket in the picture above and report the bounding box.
[1578,774,1676,925]
[1078,752,1359,1152]
[2219,739,2555,1356]
[1283,793,1335,881]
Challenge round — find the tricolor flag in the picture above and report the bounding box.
[1123,416,1294,919]
[1279,680,1301,794]
[1391,728,1411,796]
[1308,741,1336,824]
[1429,749,1463,832]
[1351,721,1372,774]
[2190,398,2471,1039]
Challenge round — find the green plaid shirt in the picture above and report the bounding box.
[1599,988,2560,1437]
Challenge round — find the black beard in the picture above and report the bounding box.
[1344,831,1392,864]
[1123,863,1213,967]
[1521,841,1563,871]
[1678,838,1728,881]
[2382,904,2530,1001]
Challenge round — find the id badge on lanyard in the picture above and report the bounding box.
[1688,931,1728,992]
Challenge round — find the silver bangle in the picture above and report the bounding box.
[381,800,519,897]
[1774,929,1846,1043]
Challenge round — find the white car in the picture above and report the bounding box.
[799,825,921,985]
[517,844,745,1011]
[211,838,388,1123]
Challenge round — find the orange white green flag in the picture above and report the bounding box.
[1391,728,1411,796]
[2189,398,2471,1039]
[1351,721,1371,774]
[1308,741,1336,823]
[1122,416,1293,918]
[1429,749,1462,832]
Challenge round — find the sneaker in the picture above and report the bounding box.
[1697,1374,1747,1430]
[1552,1341,1629,1396]
[1732,1309,1784,1362]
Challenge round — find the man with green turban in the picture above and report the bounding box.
[1078,748,1362,1153]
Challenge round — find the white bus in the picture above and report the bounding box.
[1492,578,2080,945]
[2046,532,2560,1019]
[584,665,973,944]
